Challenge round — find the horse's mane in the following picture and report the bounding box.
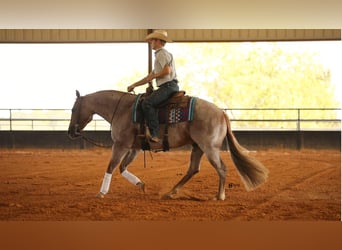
[84,90,136,101]
[87,90,133,96]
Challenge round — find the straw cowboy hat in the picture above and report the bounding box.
[145,30,172,42]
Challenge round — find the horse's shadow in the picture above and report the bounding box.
[159,192,208,202]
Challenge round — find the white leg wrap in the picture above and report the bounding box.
[100,173,112,195]
[121,170,141,185]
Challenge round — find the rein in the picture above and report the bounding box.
[77,91,153,168]
[78,92,128,148]
[109,92,127,125]
[80,134,112,148]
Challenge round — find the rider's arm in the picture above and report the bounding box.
[127,64,171,92]
[127,72,154,92]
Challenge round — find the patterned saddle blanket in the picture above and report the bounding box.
[132,92,197,124]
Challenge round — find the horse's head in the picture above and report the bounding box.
[68,90,94,139]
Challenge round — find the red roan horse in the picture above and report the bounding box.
[68,90,268,200]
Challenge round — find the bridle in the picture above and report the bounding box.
[70,92,128,148]
[70,91,153,168]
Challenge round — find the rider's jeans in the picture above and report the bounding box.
[142,80,179,137]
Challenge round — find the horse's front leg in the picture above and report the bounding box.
[119,149,145,192]
[96,144,129,198]
[97,148,143,198]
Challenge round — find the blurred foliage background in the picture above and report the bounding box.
[1,42,340,130]
[117,42,340,130]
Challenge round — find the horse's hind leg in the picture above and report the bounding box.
[205,148,227,200]
[162,143,203,199]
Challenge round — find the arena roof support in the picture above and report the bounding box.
[0,29,340,43]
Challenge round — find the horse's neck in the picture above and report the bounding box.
[87,91,134,123]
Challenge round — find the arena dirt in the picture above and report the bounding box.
[0,149,340,221]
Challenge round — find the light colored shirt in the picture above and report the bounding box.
[153,48,177,87]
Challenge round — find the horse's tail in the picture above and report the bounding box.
[223,112,269,191]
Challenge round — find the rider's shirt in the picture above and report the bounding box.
[153,48,177,87]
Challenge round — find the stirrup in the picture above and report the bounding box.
[150,136,160,143]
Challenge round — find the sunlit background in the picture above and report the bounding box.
[0,41,341,130]
[0,41,341,109]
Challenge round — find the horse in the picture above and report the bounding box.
[68,90,268,200]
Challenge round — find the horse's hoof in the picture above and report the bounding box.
[161,193,174,200]
[137,182,145,193]
[96,192,105,198]
[211,195,225,201]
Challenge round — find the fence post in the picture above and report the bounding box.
[9,109,12,131]
[297,109,300,131]
[297,109,303,150]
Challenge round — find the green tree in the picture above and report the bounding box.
[175,42,337,109]
[172,42,339,129]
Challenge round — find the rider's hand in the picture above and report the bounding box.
[127,85,135,93]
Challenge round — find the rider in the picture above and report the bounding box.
[127,30,179,143]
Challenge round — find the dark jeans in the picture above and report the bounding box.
[142,80,179,137]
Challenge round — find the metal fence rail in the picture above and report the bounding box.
[0,108,341,131]
[223,108,341,131]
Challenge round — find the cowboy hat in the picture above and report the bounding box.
[145,30,172,42]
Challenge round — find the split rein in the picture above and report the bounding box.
[77,92,127,148]
[74,92,153,167]
[78,133,112,148]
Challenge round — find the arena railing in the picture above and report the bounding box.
[0,108,341,131]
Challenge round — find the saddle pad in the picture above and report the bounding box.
[132,94,197,124]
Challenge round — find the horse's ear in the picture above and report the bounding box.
[76,90,80,98]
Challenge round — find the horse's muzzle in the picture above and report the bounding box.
[68,124,82,140]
